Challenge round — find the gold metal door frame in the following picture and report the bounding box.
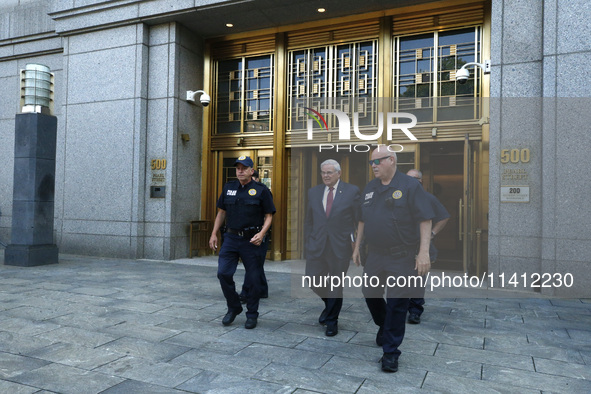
[459,135,486,275]
[460,135,472,274]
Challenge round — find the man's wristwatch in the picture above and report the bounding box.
[431,231,436,237]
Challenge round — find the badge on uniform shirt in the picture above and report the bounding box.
[227,190,237,196]
[392,190,402,199]
[238,155,246,160]
[365,192,374,200]
[248,189,257,196]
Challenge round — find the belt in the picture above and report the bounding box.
[226,226,261,238]
[369,244,417,259]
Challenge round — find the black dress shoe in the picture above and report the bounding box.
[381,353,398,373]
[376,326,384,346]
[244,317,257,329]
[325,321,338,337]
[318,309,328,325]
[408,313,421,324]
[222,307,243,326]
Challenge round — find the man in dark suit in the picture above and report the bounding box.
[304,159,360,337]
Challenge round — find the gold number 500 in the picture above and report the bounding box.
[151,159,167,170]
[501,149,530,164]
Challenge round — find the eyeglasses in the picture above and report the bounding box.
[321,171,336,176]
[369,156,391,166]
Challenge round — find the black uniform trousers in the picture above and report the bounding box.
[305,240,350,324]
[408,296,425,316]
[240,237,269,298]
[217,233,265,319]
[362,250,416,358]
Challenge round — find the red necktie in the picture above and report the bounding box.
[326,187,334,217]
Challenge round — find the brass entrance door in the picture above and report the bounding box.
[420,140,486,274]
[461,136,473,274]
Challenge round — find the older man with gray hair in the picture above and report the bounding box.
[304,159,360,337]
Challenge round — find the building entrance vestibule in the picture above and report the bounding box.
[202,2,491,266]
[286,140,487,274]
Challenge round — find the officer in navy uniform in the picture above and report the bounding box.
[406,169,450,325]
[209,156,275,329]
[353,146,434,373]
[239,169,269,302]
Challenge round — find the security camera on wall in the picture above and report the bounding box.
[186,90,210,107]
[455,67,470,84]
[455,60,490,85]
[200,93,210,107]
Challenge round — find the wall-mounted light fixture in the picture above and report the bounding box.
[20,63,54,114]
[455,60,491,84]
[186,90,210,107]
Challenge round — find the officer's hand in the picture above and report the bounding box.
[209,234,218,251]
[415,251,431,276]
[352,247,361,267]
[250,232,264,246]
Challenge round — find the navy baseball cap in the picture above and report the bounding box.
[234,155,254,168]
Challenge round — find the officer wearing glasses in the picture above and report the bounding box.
[209,156,275,329]
[353,146,434,373]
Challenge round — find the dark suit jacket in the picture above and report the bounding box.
[304,181,361,260]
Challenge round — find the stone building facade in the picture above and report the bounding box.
[1,0,589,296]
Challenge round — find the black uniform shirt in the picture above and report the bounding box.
[361,170,435,248]
[426,192,450,261]
[428,193,450,224]
[217,179,276,230]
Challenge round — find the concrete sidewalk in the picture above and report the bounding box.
[0,254,590,393]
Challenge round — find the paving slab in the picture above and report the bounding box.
[23,342,123,370]
[9,363,124,394]
[170,348,270,376]
[219,323,308,348]
[0,316,61,336]
[101,321,181,342]
[483,364,591,392]
[177,370,294,393]
[101,379,189,393]
[422,371,540,394]
[97,336,190,363]
[0,379,39,394]
[434,343,535,371]
[255,363,365,393]
[236,342,332,368]
[0,351,50,379]
[484,336,585,364]
[295,336,382,362]
[0,330,57,355]
[95,356,201,387]
[534,357,591,380]
[0,254,589,393]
